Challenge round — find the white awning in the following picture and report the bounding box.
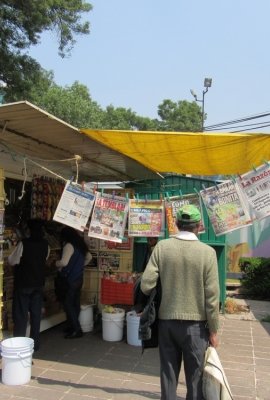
[0,101,158,182]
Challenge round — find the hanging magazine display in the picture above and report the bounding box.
[128,199,165,237]
[165,193,205,236]
[236,163,270,220]
[53,180,96,231]
[200,180,252,236]
[88,193,129,243]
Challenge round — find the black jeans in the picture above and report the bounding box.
[158,319,209,400]
[63,279,83,333]
[12,287,43,351]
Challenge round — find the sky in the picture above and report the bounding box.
[29,0,270,132]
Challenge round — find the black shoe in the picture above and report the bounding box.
[63,326,73,334]
[64,330,83,339]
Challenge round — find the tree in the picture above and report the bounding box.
[102,106,138,130]
[32,81,104,128]
[157,99,202,132]
[133,116,160,131]
[3,65,57,103]
[31,85,204,132]
[101,106,160,131]
[0,0,92,100]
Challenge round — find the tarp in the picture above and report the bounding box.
[81,129,270,176]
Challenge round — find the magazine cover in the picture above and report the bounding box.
[165,193,205,236]
[236,163,270,220]
[53,180,96,231]
[128,199,165,237]
[99,231,133,251]
[88,192,129,243]
[200,180,252,236]
[98,252,121,271]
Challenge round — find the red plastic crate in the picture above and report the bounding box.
[101,278,134,305]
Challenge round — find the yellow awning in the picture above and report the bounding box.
[81,129,270,176]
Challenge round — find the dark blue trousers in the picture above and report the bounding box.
[63,279,83,333]
[158,319,209,400]
[12,287,43,351]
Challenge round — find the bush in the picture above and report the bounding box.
[239,257,270,300]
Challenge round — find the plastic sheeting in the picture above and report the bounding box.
[81,129,270,176]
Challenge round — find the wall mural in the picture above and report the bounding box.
[226,217,270,273]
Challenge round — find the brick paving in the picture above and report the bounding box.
[0,300,269,400]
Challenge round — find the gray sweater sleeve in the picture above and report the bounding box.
[204,250,220,333]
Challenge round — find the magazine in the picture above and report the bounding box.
[128,199,165,237]
[88,192,129,243]
[165,193,205,236]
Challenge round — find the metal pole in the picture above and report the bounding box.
[202,91,205,132]
[202,87,208,132]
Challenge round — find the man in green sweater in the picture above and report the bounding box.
[141,204,220,400]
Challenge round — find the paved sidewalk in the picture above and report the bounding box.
[0,300,269,400]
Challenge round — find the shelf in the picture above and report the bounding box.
[26,311,66,335]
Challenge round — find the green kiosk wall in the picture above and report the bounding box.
[127,175,226,312]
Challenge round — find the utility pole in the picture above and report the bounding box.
[190,78,212,131]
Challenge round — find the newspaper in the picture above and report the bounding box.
[200,180,252,236]
[236,163,270,220]
[53,181,96,231]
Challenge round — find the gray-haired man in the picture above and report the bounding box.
[141,204,220,400]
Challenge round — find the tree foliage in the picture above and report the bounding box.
[32,85,161,131]
[30,79,204,132]
[0,0,92,100]
[157,99,202,132]
[101,106,159,131]
[102,106,138,130]
[32,81,104,128]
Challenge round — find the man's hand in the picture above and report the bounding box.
[209,332,219,348]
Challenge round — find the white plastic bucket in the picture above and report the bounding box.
[102,308,125,342]
[79,304,94,332]
[126,311,142,346]
[1,337,34,385]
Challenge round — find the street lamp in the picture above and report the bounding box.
[190,78,212,131]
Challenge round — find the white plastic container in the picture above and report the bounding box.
[1,337,34,385]
[102,308,125,342]
[126,311,142,346]
[79,304,94,332]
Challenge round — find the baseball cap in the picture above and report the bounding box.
[176,204,201,223]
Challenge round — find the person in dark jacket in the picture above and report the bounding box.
[56,226,91,339]
[141,237,159,272]
[8,219,50,351]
